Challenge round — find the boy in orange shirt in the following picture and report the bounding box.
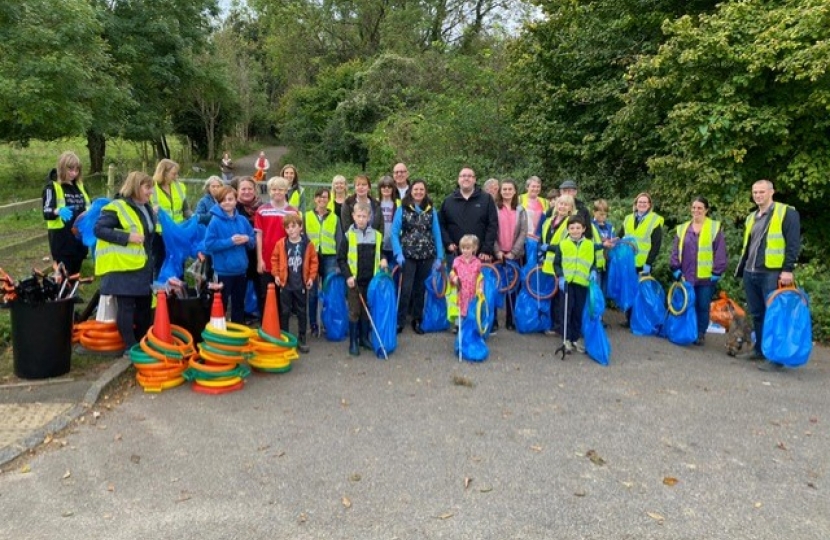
[271,213,319,353]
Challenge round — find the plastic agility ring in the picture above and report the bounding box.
[192,380,245,395]
[496,261,520,293]
[474,292,489,335]
[430,267,448,299]
[667,281,690,316]
[257,328,298,348]
[524,266,557,300]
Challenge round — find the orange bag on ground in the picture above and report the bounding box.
[710,291,746,330]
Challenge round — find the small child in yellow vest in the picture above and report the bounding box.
[552,216,597,354]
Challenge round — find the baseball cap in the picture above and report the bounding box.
[559,179,578,190]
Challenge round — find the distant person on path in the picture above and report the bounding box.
[219,152,234,183]
[204,186,256,325]
[391,179,443,335]
[439,167,498,266]
[42,151,90,275]
[393,162,410,198]
[281,164,306,213]
[150,158,191,277]
[735,179,801,364]
[670,196,728,346]
[253,151,270,182]
[93,171,156,352]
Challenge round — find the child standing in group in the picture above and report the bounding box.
[255,176,298,315]
[591,199,615,297]
[304,188,343,337]
[449,235,483,327]
[338,202,388,356]
[552,216,597,354]
[271,213,319,353]
[204,186,256,324]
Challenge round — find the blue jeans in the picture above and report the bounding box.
[693,283,714,339]
[743,270,780,355]
[309,255,338,327]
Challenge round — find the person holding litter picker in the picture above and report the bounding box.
[552,215,597,355]
[42,151,91,276]
[338,201,388,356]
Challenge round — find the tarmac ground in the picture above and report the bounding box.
[0,310,828,539]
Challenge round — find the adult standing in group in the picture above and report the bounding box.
[341,174,384,233]
[439,167,499,265]
[483,178,500,199]
[329,175,350,226]
[391,179,444,335]
[735,179,801,364]
[558,179,592,239]
[617,192,664,327]
[377,175,399,267]
[669,196,728,345]
[150,158,191,277]
[494,179,527,331]
[93,172,156,353]
[281,164,306,213]
[235,177,263,320]
[538,194,577,336]
[392,162,410,199]
[42,151,90,275]
[304,187,343,337]
[219,152,234,184]
[518,176,548,239]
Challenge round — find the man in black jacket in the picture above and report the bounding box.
[439,167,499,263]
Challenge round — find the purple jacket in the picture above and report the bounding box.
[670,221,728,285]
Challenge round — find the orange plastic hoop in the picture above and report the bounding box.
[524,265,557,300]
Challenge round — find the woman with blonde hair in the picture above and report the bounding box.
[329,174,349,227]
[538,193,577,336]
[519,176,549,238]
[150,158,191,276]
[618,192,664,327]
[42,151,91,274]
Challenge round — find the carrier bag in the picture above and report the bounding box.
[607,237,638,311]
[421,268,449,333]
[454,294,489,362]
[762,285,812,367]
[630,276,666,336]
[321,273,348,341]
[514,266,554,334]
[662,281,697,346]
[368,271,397,358]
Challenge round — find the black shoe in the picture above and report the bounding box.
[298,334,310,354]
[412,320,424,335]
[490,322,499,335]
[758,361,786,373]
[397,324,404,334]
[348,322,360,356]
[310,323,320,338]
[693,336,705,346]
[620,321,630,329]
[505,322,515,331]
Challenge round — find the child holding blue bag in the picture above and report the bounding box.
[553,216,597,354]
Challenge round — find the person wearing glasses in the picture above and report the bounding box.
[392,163,410,198]
[439,167,499,266]
[377,175,400,268]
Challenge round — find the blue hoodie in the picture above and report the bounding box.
[204,204,256,275]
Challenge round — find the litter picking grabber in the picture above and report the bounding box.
[358,290,388,360]
[554,279,569,360]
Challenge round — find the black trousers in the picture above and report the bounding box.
[115,294,152,349]
[279,287,308,336]
[397,257,432,326]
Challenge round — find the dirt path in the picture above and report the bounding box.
[230,145,289,177]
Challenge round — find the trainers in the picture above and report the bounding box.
[298,335,310,354]
[574,338,585,353]
[737,350,765,362]
[544,329,561,337]
[310,324,320,338]
[758,362,786,373]
[564,340,574,353]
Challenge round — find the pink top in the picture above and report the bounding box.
[452,255,481,317]
[497,206,517,254]
[525,198,543,237]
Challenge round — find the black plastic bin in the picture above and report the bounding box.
[168,293,211,344]
[11,298,74,379]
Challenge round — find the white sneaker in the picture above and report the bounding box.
[563,340,574,353]
[574,338,585,353]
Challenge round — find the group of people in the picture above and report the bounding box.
[42,151,801,368]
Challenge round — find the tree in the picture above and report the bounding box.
[616,0,830,251]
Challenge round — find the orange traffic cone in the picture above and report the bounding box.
[261,283,281,338]
[209,292,227,331]
[153,290,173,344]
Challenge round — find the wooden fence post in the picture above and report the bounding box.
[107,164,116,198]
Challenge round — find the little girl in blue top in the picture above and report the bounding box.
[204,186,256,323]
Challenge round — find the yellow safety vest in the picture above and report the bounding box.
[288,186,305,211]
[591,223,606,271]
[518,193,549,214]
[47,181,91,230]
[346,229,381,277]
[540,217,569,275]
[560,237,595,286]
[94,200,148,275]
[305,210,338,255]
[677,218,720,279]
[151,180,187,231]
[623,212,664,268]
[742,203,788,269]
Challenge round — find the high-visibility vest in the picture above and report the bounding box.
[151,180,187,231]
[560,237,595,286]
[346,229,381,277]
[677,218,720,279]
[47,181,90,229]
[288,186,305,211]
[591,223,606,271]
[742,203,788,269]
[94,200,148,275]
[305,210,338,255]
[540,217,569,275]
[518,193,549,214]
[623,212,664,267]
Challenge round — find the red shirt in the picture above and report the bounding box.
[254,203,298,272]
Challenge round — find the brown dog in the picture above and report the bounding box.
[725,303,754,356]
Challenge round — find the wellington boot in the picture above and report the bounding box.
[359,320,373,350]
[348,322,360,356]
